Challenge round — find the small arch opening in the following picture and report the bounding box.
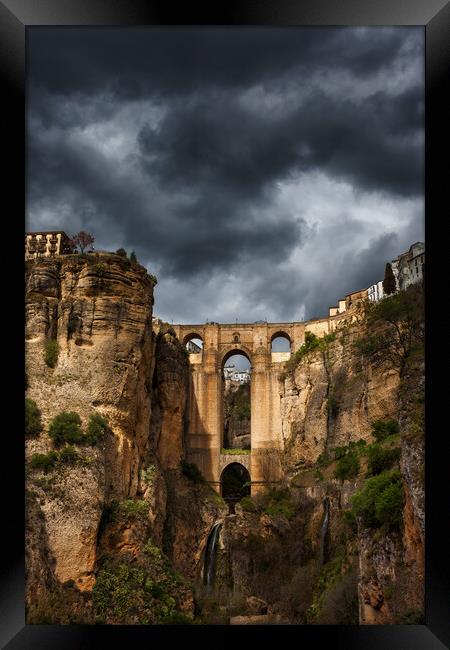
[220,462,251,510]
[222,352,251,451]
[184,333,204,354]
[271,332,291,352]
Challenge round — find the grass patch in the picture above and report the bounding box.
[220,448,251,455]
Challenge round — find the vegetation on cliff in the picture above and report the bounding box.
[354,282,424,375]
[92,542,193,625]
[25,398,42,437]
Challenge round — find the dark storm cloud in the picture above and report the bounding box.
[28,27,413,101]
[138,85,423,199]
[27,27,424,322]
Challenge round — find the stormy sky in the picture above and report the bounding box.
[26,27,424,324]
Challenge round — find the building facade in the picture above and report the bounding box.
[25,232,73,260]
[367,280,384,302]
[397,242,425,291]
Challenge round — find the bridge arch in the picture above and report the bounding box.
[220,462,251,504]
[270,330,292,352]
[183,331,204,346]
[221,346,252,367]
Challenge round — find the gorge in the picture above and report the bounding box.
[25,252,425,625]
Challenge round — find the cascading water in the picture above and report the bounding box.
[203,522,222,591]
[319,498,330,566]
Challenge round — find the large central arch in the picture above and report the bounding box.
[172,320,324,494]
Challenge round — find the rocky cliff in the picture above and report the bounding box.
[25,255,424,625]
[25,254,224,624]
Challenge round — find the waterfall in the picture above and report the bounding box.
[203,522,222,591]
[319,498,330,566]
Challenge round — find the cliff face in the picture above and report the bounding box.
[279,327,400,474]
[25,255,224,624]
[276,299,424,625]
[26,254,157,593]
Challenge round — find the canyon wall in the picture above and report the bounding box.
[25,254,424,625]
[25,254,224,624]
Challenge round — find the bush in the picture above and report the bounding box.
[367,444,401,476]
[117,499,148,519]
[44,340,59,368]
[130,251,138,265]
[399,609,425,624]
[240,496,258,512]
[334,452,360,481]
[371,419,399,442]
[351,469,404,530]
[58,446,79,465]
[29,451,59,472]
[115,248,127,257]
[262,488,295,520]
[180,460,205,484]
[25,398,42,437]
[86,412,109,445]
[48,411,83,447]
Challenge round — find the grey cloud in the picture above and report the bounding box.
[26,27,424,324]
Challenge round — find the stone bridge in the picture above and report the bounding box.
[172,320,334,494]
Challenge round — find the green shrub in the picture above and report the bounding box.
[334,452,359,481]
[58,446,79,465]
[115,248,127,257]
[44,340,59,368]
[367,444,401,476]
[25,398,42,437]
[342,509,357,532]
[161,611,194,625]
[351,469,404,531]
[117,499,148,519]
[240,496,257,512]
[180,460,205,484]
[317,451,332,467]
[48,411,83,447]
[86,412,109,445]
[130,251,138,265]
[29,451,59,472]
[399,609,425,624]
[371,419,400,442]
[262,488,295,520]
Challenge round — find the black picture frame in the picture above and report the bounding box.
[2,1,449,648]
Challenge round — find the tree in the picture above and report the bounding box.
[383,262,396,296]
[70,231,95,253]
[355,282,424,375]
[130,250,138,265]
[115,248,127,257]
